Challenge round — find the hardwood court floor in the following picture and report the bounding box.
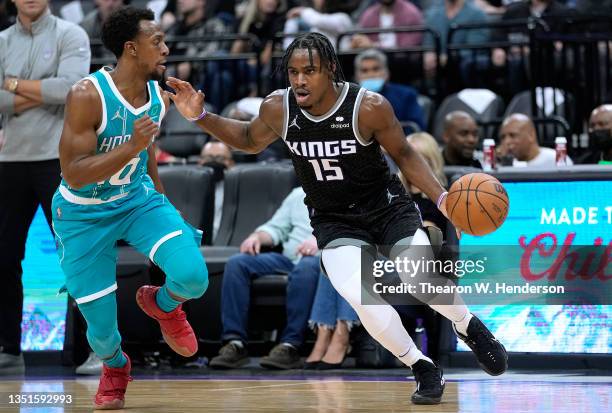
[0,372,609,412]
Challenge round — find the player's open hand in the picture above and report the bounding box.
[166,77,205,120]
[240,234,261,255]
[130,115,158,152]
[439,196,462,240]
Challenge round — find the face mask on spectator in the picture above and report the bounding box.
[590,129,612,151]
[360,78,385,93]
[202,161,227,182]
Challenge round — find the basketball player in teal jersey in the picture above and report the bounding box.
[51,7,208,409]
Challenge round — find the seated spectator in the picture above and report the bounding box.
[304,272,359,370]
[283,0,356,50]
[198,141,235,240]
[159,0,177,30]
[209,187,319,370]
[80,0,128,60]
[231,0,286,94]
[581,104,612,164]
[166,0,231,109]
[400,132,448,234]
[423,0,489,79]
[351,0,423,49]
[354,49,425,132]
[491,0,575,94]
[441,111,483,168]
[499,113,574,167]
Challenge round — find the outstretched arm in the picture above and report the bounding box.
[358,92,449,216]
[59,80,159,189]
[166,77,281,153]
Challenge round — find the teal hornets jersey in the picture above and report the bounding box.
[59,67,166,203]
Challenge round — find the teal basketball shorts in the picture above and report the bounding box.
[51,181,202,304]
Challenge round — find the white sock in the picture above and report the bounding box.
[230,340,244,348]
[399,343,433,367]
[281,342,296,349]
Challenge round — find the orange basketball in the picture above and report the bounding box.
[445,173,509,236]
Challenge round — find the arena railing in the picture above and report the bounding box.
[90,33,263,110]
[336,26,443,102]
[447,16,612,136]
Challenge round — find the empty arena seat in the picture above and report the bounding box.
[503,88,574,146]
[189,163,298,344]
[157,165,215,245]
[158,105,211,158]
[417,94,434,132]
[213,163,298,247]
[432,89,505,141]
[115,246,161,348]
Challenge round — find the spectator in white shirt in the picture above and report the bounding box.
[499,113,574,167]
[283,0,357,50]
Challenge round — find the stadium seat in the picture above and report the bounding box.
[503,88,574,146]
[189,163,298,345]
[417,94,434,132]
[158,105,211,158]
[157,165,216,245]
[432,89,505,141]
[115,246,161,349]
[213,163,298,247]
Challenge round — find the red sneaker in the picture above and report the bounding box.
[136,285,198,357]
[94,353,132,410]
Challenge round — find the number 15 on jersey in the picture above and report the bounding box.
[308,159,344,181]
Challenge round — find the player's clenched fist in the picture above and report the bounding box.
[130,115,158,152]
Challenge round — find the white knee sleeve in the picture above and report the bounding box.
[321,246,427,365]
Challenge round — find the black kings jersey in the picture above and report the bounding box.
[282,82,392,212]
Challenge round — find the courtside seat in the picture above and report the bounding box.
[213,163,298,247]
[157,165,215,245]
[432,89,504,142]
[115,166,215,350]
[191,163,298,345]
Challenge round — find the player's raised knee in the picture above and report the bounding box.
[180,258,209,299]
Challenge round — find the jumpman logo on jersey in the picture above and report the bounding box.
[289,115,300,130]
[386,189,399,204]
[112,108,127,122]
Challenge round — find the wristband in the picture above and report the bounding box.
[436,191,448,209]
[188,106,207,122]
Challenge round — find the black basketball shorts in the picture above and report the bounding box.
[310,176,423,251]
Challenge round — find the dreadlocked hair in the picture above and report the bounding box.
[276,32,346,86]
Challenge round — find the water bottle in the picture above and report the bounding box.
[415,318,428,355]
[482,139,496,171]
[555,136,568,166]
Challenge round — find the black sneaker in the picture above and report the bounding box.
[260,344,302,369]
[410,359,445,405]
[453,315,508,376]
[209,342,249,369]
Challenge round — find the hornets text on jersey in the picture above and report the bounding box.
[282,81,391,212]
[57,67,165,204]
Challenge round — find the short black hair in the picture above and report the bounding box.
[278,33,346,85]
[102,6,155,59]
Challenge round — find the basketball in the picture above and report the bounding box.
[446,173,509,236]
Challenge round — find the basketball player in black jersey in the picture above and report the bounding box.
[167,33,507,405]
